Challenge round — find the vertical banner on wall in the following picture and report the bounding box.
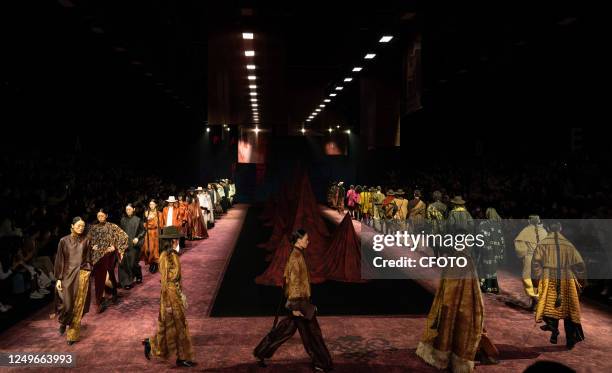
[403,32,422,115]
[238,127,268,164]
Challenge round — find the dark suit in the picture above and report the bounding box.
[119,215,144,286]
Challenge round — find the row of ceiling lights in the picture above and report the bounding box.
[302,35,394,131]
[242,32,260,131]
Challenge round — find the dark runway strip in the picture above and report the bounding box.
[210,206,433,317]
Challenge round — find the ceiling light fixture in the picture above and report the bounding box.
[242,32,254,39]
[324,99,331,102]
[249,84,257,89]
[335,86,343,90]
[364,53,376,59]
[246,65,256,70]
[245,50,255,57]
[330,93,337,97]
[344,77,353,82]
[352,67,362,72]
[379,36,393,43]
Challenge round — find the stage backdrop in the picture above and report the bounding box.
[238,127,268,164]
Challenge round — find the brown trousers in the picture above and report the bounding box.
[254,314,333,371]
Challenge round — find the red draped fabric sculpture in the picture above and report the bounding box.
[256,169,364,285]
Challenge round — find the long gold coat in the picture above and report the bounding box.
[150,250,194,361]
[416,254,484,373]
[532,232,585,324]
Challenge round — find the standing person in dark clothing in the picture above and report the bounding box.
[119,203,144,288]
[53,217,94,345]
[477,208,505,293]
[254,229,333,372]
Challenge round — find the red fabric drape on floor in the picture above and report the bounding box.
[256,170,363,285]
[320,213,365,283]
[255,235,291,286]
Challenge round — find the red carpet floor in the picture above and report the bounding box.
[1,204,611,372]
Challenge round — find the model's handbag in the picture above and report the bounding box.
[286,299,317,320]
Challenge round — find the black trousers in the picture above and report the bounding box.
[254,314,333,371]
[118,246,142,287]
[543,316,585,347]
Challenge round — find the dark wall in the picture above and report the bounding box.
[1,1,203,185]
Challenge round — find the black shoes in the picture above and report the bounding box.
[142,338,151,360]
[97,300,109,314]
[550,330,559,344]
[59,324,66,335]
[149,263,158,274]
[176,359,197,367]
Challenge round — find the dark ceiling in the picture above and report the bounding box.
[2,0,590,143]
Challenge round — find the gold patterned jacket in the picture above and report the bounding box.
[284,247,311,302]
[88,222,129,265]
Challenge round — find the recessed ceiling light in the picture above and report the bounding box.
[252,103,258,107]
[250,92,257,96]
[330,93,337,97]
[352,67,362,72]
[249,84,257,89]
[328,128,333,133]
[245,50,255,57]
[242,32,254,39]
[246,65,256,70]
[319,104,325,108]
[301,128,306,133]
[316,109,321,112]
[365,53,376,59]
[250,99,258,103]
[379,36,393,43]
[344,77,353,82]
[248,75,256,80]
[335,86,343,90]
[324,99,331,102]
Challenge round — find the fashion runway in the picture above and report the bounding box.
[1,204,611,372]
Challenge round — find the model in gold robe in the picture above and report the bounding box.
[146,243,195,366]
[532,228,585,349]
[416,251,489,373]
[514,217,548,302]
